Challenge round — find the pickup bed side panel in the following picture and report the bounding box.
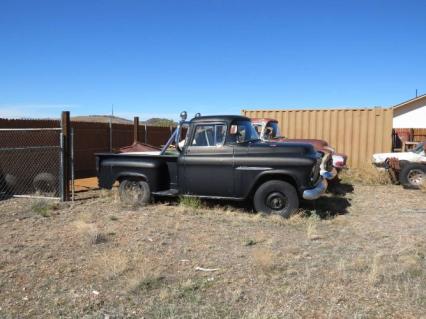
[97,154,177,191]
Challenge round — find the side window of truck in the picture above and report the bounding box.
[191,124,226,147]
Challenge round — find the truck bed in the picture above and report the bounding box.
[96,151,179,191]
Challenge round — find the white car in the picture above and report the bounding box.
[372,142,425,189]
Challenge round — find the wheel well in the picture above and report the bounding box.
[250,174,298,198]
[117,175,147,184]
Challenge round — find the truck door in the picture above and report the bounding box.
[181,123,234,197]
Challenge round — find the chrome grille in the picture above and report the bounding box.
[311,158,321,184]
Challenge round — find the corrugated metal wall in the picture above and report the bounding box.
[242,108,394,168]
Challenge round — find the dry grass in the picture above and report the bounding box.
[93,250,129,279]
[31,200,59,217]
[73,220,108,244]
[0,185,425,318]
[251,248,275,271]
[179,196,203,209]
[420,179,426,193]
[340,165,392,185]
[306,216,321,240]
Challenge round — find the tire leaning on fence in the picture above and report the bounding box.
[33,172,57,195]
[0,127,63,199]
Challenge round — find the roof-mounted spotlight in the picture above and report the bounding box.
[180,111,187,121]
[194,113,201,118]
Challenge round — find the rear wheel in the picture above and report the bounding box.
[119,179,151,206]
[253,180,299,218]
[399,164,425,189]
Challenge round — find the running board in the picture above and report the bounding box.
[152,189,179,196]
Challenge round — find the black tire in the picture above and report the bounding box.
[399,163,425,189]
[33,173,56,194]
[4,174,17,194]
[253,180,299,218]
[119,179,151,206]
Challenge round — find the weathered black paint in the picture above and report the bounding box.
[96,116,320,200]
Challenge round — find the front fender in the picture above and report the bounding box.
[241,169,304,198]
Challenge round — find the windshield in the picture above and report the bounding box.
[253,123,262,135]
[264,122,281,139]
[227,120,260,144]
[411,142,425,154]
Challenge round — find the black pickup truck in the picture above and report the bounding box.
[96,112,327,217]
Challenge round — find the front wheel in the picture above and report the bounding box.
[253,180,299,218]
[119,179,151,206]
[399,163,425,189]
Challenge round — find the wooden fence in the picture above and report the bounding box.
[241,108,394,168]
[413,129,426,142]
[0,118,175,178]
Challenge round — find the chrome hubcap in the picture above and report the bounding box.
[407,169,424,186]
[266,192,287,211]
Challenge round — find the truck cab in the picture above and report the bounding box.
[96,112,328,217]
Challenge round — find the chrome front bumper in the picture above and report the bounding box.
[303,178,328,200]
[320,167,337,180]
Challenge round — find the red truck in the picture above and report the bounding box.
[251,118,348,173]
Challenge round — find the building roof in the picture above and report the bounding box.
[392,94,426,110]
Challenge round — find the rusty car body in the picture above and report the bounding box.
[372,141,425,189]
[251,118,348,174]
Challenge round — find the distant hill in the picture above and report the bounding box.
[145,118,177,126]
[71,115,133,124]
[71,115,177,126]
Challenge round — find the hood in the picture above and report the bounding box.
[272,137,328,151]
[372,152,426,164]
[247,140,318,158]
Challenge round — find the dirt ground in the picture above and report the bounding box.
[0,182,425,318]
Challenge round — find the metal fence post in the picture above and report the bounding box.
[61,111,71,201]
[109,119,113,152]
[59,132,64,200]
[133,116,139,143]
[71,128,75,201]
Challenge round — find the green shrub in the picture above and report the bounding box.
[179,196,202,209]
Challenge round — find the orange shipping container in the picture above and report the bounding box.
[242,108,394,168]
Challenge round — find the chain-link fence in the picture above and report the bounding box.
[0,128,63,199]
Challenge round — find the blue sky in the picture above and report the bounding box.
[0,0,425,120]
